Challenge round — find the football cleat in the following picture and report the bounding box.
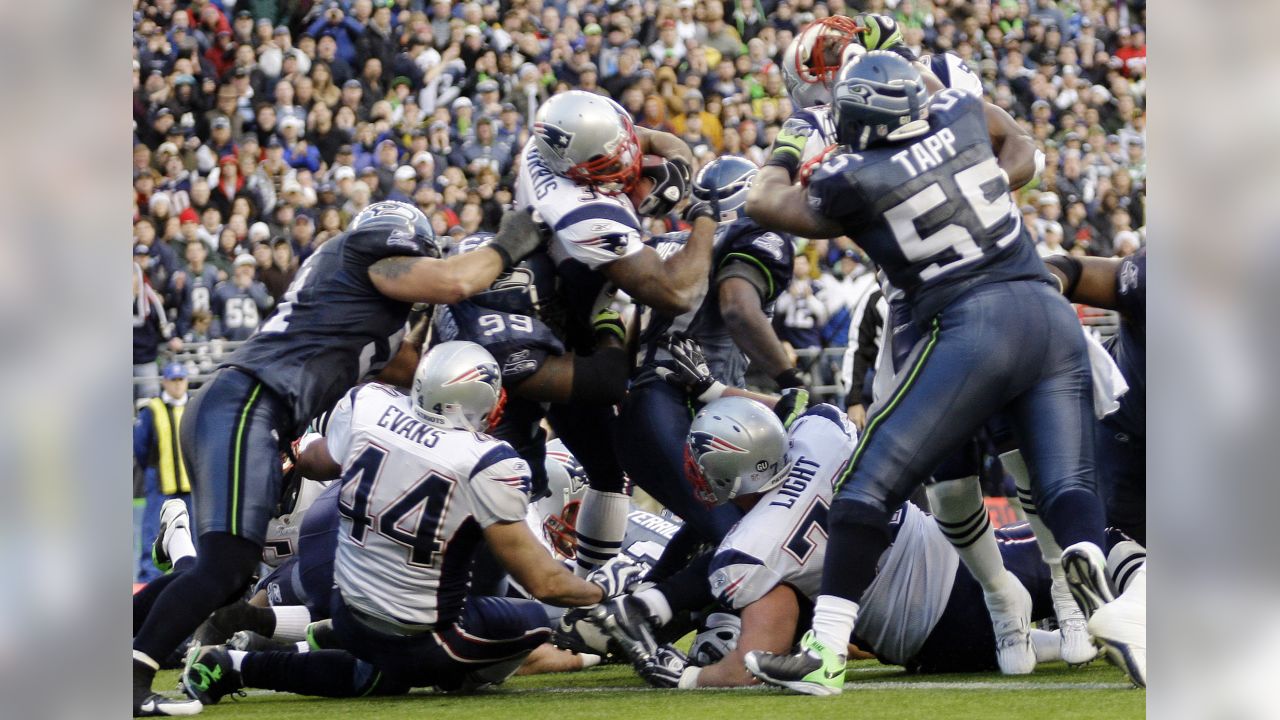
[985,573,1036,675]
[1050,572,1098,665]
[1061,542,1115,620]
[181,645,244,705]
[134,658,202,717]
[744,630,846,696]
[1088,565,1146,688]
[151,498,190,573]
[589,595,660,663]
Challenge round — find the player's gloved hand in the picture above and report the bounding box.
[587,556,646,600]
[636,157,692,217]
[773,387,810,429]
[682,180,722,224]
[592,307,626,344]
[655,334,726,402]
[764,120,810,181]
[490,207,547,270]
[635,644,692,689]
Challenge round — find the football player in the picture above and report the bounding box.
[616,156,798,549]
[514,90,718,577]
[179,342,624,704]
[597,398,1136,688]
[743,53,1144,693]
[132,201,543,716]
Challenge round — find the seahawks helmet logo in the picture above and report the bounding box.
[443,362,500,390]
[534,122,575,155]
[687,431,748,460]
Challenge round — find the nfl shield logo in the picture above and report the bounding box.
[534,122,574,154]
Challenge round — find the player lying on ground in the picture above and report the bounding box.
[594,398,1148,688]
[178,342,631,705]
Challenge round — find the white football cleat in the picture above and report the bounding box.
[1088,565,1146,688]
[985,572,1036,675]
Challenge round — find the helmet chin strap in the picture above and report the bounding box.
[886,119,931,142]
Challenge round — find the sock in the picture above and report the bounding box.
[134,570,184,635]
[1030,629,1062,663]
[240,650,373,697]
[820,501,892,604]
[133,532,261,662]
[271,606,313,642]
[633,587,674,625]
[1106,539,1147,594]
[926,477,1014,595]
[811,595,858,654]
[652,551,714,615]
[165,521,197,566]
[133,650,159,672]
[573,489,629,577]
[1007,451,1076,620]
[228,650,247,673]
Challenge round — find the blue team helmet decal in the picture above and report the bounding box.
[688,431,749,460]
[443,362,501,390]
[533,122,575,154]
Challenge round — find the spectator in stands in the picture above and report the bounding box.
[773,254,829,388]
[133,257,180,402]
[133,362,193,583]
[261,237,298,302]
[211,254,274,341]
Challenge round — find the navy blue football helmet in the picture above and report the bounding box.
[689,156,758,223]
[832,51,930,151]
[350,200,441,258]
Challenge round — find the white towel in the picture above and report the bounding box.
[1083,327,1129,419]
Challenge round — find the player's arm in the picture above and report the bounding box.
[719,277,794,381]
[484,520,606,606]
[600,215,718,315]
[369,210,543,304]
[636,126,694,167]
[373,313,431,387]
[984,101,1039,190]
[745,166,844,239]
[507,309,630,405]
[296,437,343,480]
[693,584,800,687]
[1044,255,1123,309]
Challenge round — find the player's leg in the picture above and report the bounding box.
[133,368,288,715]
[749,288,1028,694]
[615,380,740,542]
[1095,418,1147,545]
[548,403,630,576]
[185,645,407,702]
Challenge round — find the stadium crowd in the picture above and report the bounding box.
[133,0,1145,398]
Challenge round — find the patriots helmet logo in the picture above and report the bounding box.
[534,122,575,155]
[443,362,501,390]
[687,431,748,461]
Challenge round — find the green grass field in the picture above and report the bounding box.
[157,656,1144,719]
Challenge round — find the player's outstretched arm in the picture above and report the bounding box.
[601,215,719,315]
[1044,255,1123,309]
[485,520,606,607]
[369,210,544,304]
[746,166,844,239]
[636,126,694,167]
[720,277,795,381]
[694,585,800,687]
[984,102,1039,190]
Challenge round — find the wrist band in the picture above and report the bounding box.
[677,666,702,689]
[696,381,728,404]
[764,153,801,183]
[774,367,805,389]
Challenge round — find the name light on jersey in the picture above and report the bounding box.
[889,128,958,178]
[769,457,821,508]
[375,404,443,448]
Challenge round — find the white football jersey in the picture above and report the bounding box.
[790,105,838,166]
[920,52,984,97]
[514,140,645,270]
[325,383,532,628]
[708,406,857,610]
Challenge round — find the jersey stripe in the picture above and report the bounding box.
[720,252,776,298]
[231,383,263,535]
[552,203,640,234]
[470,443,522,479]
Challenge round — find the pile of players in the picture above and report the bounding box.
[131,13,1147,717]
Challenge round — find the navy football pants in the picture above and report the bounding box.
[1095,417,1146,545]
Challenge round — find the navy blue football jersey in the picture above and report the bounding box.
[211,280,275,341]
[224,227,435,435]
[807,89,1050,324]
[638,217,794,386]
[435,233,566,384]
[1104,247,1145,438]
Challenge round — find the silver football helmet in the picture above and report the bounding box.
[690,612,743,665]
[782,15,862,108]
[685,397,789,506]
[531,90,642,194]
[535,439,590,560]
[411,341,504,432]
[350,200,441,257]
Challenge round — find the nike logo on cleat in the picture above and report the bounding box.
[823,668,843,680]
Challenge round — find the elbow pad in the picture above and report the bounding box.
[571,346,629,406]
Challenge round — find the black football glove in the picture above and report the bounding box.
[682,176,722,224]
[773,387,810,429]
[636,157,692,217]
[635,644,691,689]
[654,335,725,402]
[490,207,547,269]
